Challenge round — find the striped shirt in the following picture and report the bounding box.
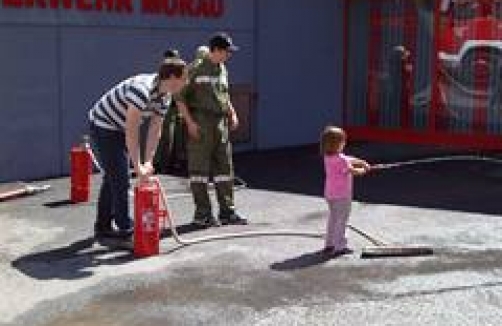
[89,74,171,131]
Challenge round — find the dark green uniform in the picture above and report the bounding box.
[179,56,234,219]
[153,101,187,174]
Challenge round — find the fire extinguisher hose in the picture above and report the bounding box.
[153,178,434,258]
[153,154,502,248]
[370,155,502,170]
[153,178,325,246]
[137,154,502,258]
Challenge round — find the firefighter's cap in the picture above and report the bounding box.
[209,32,239,52]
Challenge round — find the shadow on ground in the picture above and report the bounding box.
[234,143,502,216]
[11,223,203,280]
[11,238,132,280]
[270,250,331,271]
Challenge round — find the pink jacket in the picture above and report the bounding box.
[324,153,353,200]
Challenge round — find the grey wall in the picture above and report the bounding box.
[256,0,344,149]
[0,0,345,181]
[0,0,255,182]
[0,26,60,181]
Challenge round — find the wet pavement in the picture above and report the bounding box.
[1,144,502,326]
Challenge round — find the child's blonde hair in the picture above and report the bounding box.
[320,126,346,155]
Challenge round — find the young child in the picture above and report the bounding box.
[320,126,371,256]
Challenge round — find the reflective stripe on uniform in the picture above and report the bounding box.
[195,76,220,84]
[214,175,233,183]
[190,176,209,184]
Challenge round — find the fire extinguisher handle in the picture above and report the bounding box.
[143,176,158,186]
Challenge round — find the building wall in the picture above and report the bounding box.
[0,0,344,182]
[0,26,60,181]
[256,0,344,149]
[0,0,256,182]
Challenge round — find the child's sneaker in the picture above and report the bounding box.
[322,246,335,255]
[332,248,354,257]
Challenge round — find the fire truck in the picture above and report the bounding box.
[436,0,502,116]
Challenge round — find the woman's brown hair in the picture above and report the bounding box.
[320,126,346,155]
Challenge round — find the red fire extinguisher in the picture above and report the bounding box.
[134,179,167,258]
[70,135,92,203]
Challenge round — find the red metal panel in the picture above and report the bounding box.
[400,2,417,129]
[366,1,382,127]
[343,0,502,149]
[472,3,492,134]
[347,126,502,150]
[429,0,442,131]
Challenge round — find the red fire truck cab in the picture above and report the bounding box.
[436,0,502,110]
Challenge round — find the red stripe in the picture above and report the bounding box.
[472,3,491,134]
[366,1,382,127]
[429,0,442,131]
[400,3,417,129]
[346,126,502,150]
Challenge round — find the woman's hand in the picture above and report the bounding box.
[137,162,154,183]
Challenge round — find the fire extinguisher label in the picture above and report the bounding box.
[142,210,156,233]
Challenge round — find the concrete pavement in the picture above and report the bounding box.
[1,144,502,326]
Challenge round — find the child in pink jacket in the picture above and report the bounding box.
[320,126,370,256]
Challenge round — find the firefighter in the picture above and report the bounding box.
[176,32,247,227]
[153,49,188,174]
[153,47,210,174]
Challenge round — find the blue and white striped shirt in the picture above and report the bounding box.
[89,74,171,131]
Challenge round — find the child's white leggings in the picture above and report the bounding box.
[325,198,352,250]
